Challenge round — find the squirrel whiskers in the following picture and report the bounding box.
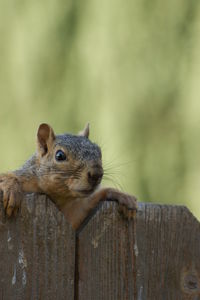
[0,123,137,229]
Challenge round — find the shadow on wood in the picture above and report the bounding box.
[0,194,200,299]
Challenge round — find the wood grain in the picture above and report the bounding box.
[0,194,200,300]
[0,193,75,300]
[77,202,200,300]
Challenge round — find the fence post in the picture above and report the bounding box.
[77,202,200,299]
[0,195,200,299]
[0,194,75,300]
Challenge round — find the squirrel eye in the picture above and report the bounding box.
[55,150,67,161]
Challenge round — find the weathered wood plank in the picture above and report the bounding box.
[1,194,200,300]
[77,202,200,300]
[136,203,200,300]
[77,202,137,300]
[0,193,75,300]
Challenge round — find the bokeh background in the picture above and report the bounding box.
[0,0,200,219]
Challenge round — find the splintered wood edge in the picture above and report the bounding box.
[0,193,199,229]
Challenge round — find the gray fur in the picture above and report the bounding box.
[14,134,101,178]
[14,155,37,177]
[56,134,101,161]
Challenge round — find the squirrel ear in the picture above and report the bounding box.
[37,123,55,156]
[78,123,90,138]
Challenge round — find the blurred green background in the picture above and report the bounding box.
[0,0,200,219]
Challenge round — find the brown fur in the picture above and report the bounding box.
[0,123,137,230]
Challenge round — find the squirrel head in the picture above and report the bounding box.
[36,123,103,200]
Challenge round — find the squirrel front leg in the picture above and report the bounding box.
[0,165,40,217]
[62,188,137,230]
[0,173,23,216]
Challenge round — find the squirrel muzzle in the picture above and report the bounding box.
[87,164,103,188]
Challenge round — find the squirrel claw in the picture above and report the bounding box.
[116,193,137,219]
[105,188,137,219]
[117,194,138,210]
[6,206,13,217]
[0,177,22,217]
[119,204,137,220]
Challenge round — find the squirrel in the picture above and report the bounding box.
[0,123,137,229]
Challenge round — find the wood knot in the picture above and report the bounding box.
[182,271,200,295]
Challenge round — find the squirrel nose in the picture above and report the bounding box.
[88,168,103,186]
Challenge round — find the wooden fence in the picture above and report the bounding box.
[0,194,200,299]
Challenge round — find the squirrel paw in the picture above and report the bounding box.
[106,188,137,219]
[117,193,138,219]
[0,176,22,217]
